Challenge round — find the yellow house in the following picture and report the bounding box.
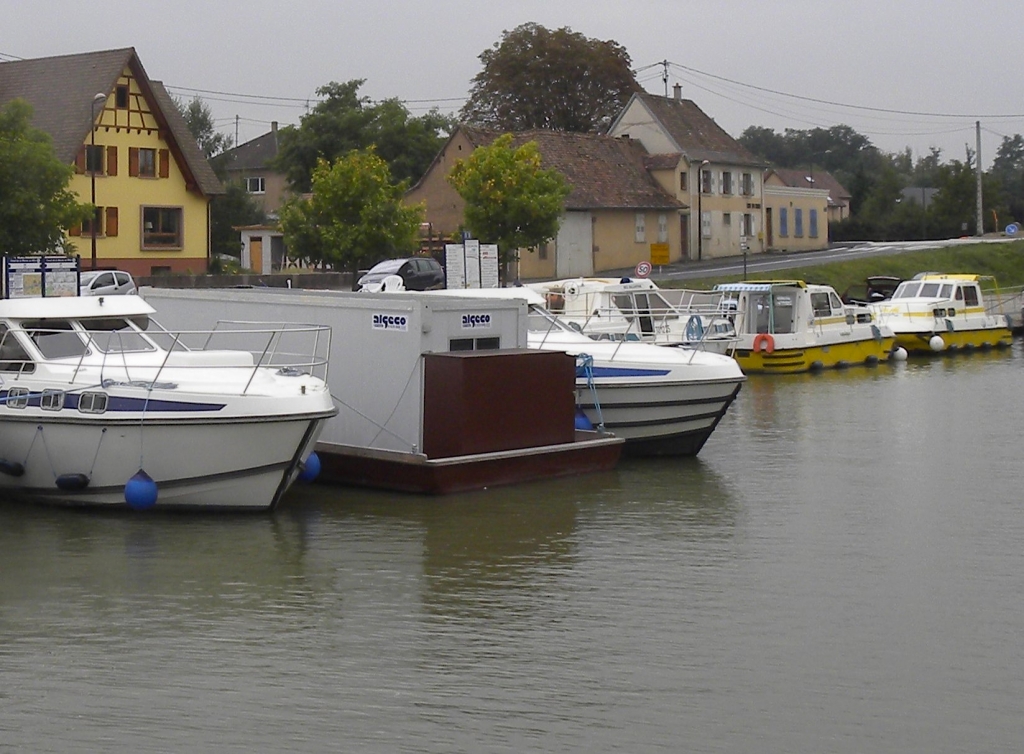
[405,125,683,279]
[0,48,223,275]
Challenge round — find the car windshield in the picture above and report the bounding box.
[368,259,405,275]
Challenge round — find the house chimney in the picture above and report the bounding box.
[673,83,682,101]
[271,121,278,148]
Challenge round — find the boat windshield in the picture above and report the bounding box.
[893,282,920,298]
[527,305,576,334]
[81,317,157,354]
[0,325,35,372]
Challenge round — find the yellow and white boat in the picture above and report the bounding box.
[868,274,1014,354]
[713,280,895,374]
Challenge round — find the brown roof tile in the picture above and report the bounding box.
[0,48,222,196]
[630,92,762,166]
[769,167,851,202]
[456,126,682,211]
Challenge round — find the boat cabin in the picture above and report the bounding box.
[714,280,852,336]
[889,275,984,311]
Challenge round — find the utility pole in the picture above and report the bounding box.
[976,120,983,236]
[662,60,669,97]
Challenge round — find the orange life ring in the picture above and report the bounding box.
[752,333,775,353]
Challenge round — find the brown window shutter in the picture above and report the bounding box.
[75,147,85,174]
[69,224,81,237]
[105,207,119,237]
[129,147,139,177]
[159,149,170,178]
[106,146,118,177]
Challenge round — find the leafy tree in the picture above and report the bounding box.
[447,133,570,277]
[0,99,91,256]
[177,96,232,161]
[278,148,423,275]
[461,23,639,133]
[990,134,1024,224]
[210,181,265,264]
[274,80,453,193]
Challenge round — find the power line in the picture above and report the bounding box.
[663,60,1024,120]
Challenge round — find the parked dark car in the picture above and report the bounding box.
[356,257,445,291]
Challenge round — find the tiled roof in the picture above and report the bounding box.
[629,92,762,166]
[457,126,682,211]
[219,128,280,171]
[644,153,683,170]
[769,167,851,202]
[0,48,222,196]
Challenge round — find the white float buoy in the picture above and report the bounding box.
[892,347,908,361]
[929,335,945,352]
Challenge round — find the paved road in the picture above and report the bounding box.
[642,236,1023,283]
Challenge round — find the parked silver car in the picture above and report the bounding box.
[79,270,137,296]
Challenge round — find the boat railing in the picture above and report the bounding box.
[4,321,331,396]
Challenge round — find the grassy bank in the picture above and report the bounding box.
[665,241,1024,294]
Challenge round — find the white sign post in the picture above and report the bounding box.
[443,240,500,289]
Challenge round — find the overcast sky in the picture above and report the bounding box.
[4,0,1021,167]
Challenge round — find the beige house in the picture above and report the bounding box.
[767,167,852,225]
[763,171,831,252]
[405,125,683,279]
[608,87,766,260]
[218,122,290,216]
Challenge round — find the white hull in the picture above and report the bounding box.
[533,331,744,456]
[0,412,330,509]
[576,375,741,455]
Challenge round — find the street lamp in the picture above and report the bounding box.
[89,92,106,270]
[696,159,710,261]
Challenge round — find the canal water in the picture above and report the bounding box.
[3,344,1024,753]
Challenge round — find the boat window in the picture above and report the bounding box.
[544,292,565,314]
[4,386,29,408]
[920,283,941,298]
[82,318,155,353]
[612,293,636,316]
[773,294,795,334]
[939,284,953,298]
[963,286,979,306]
[955,287,964,301]
[40,389,65,411]
[829,292,844,311]
[0,326,35,373]
[78,391,108,414]
[893,282,920,299]
[810,292,832,317]
[752,294,772,334]
[23,320,89,359]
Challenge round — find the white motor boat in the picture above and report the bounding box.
[867,273,1014,354]
[527,276,738,353]
[419,287,745,456]
[0,295,336,510]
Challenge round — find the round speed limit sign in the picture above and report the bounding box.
[634,261,652,278]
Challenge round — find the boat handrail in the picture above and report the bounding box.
[1,321,332,395]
